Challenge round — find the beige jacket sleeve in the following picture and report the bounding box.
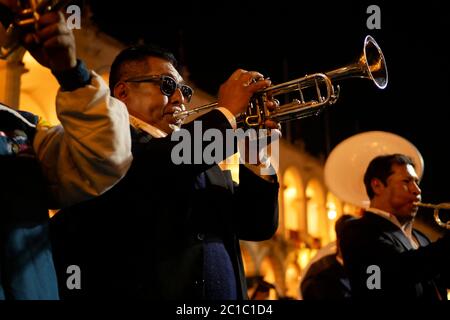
[33,71,132,208]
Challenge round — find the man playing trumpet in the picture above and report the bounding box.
[341,154,450,300]
[51,45,280,300]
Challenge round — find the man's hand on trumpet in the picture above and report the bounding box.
[217,69,281,168]
[218,69,272,117]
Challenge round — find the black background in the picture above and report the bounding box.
[87,0,449,207]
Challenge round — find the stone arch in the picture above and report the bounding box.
[305,178,327,245]
[281,166,305,240]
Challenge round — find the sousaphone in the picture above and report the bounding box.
[324,131,424,209]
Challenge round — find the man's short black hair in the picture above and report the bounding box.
[109,44,178,95]
[363,154,416,199]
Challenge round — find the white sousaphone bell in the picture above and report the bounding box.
[324,131,424,209]
[324,131,450,229]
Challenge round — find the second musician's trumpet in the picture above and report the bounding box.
[414,202,450,230]
[175,35,388,128]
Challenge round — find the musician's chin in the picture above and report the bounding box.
[410,206,419,217]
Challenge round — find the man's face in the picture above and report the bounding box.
[374,163,422,223]
[117,56,188,133]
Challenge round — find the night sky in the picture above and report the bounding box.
[88,1,449,207]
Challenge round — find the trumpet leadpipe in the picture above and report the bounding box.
[414,202,450,210]
[173,102,218,120]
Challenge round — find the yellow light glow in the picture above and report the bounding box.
[285,263,301,299]
[282,168,305,234]
[48,209,59,218]
[284,186,297,199]
[306,187,315,198]
[297,248,311,270]
[307,202,319,237]
[327,209,337,220]
[260,257,277,300]
[20,52,60,125]
[219,152,240,183]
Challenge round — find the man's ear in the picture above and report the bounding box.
[371,178,384,195]
[113,82,128,102]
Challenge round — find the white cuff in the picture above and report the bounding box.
[217,107,237,129]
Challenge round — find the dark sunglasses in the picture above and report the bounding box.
[124,75,194,102]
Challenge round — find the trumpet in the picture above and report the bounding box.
[0,0,71,59]
[415,202,450,230]
[175,35,388,128]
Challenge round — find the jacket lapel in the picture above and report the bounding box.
[390,229,415,251]
[412,230,431,247]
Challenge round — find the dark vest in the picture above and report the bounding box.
[0,105,58,300]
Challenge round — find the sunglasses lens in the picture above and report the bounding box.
[159,76,193,102]
[160,76,177,96]
[181,86,193,102]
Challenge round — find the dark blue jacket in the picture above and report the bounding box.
[51,110,279,300]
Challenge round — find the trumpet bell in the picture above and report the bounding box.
[327,35,388,90]
[324,131,424,208]
[362,35,388,89]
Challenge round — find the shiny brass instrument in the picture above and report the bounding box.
[414,202,450,230]
[175,35,388,128]
[0,0,71,59]
[323,130,450,230]
[324,131,424,209]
